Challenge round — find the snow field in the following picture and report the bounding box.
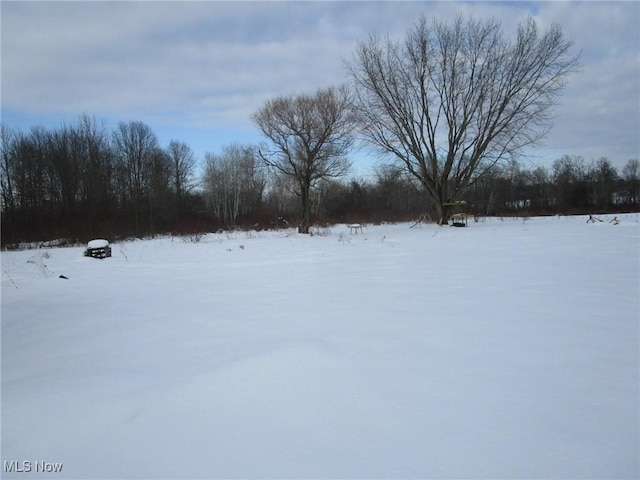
[2,214,639,478]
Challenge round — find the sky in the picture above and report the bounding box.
[1,1,639,178]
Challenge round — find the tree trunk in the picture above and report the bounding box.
[298,180,312,234]
[436,203,453,226]
[426,189,450,226]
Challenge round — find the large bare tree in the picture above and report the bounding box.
[253,86,355,233]
[348,14,581,223]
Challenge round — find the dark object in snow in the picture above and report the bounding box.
[59,275,68,279]
[84,239,112,259]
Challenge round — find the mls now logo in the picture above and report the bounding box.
[4,460,63,473]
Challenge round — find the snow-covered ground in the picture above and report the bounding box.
[2,214,639,479]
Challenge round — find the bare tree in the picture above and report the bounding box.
[76,114,113,214]
[13,127,49,218]
[263,171,299,225]
[47,124,83,217]
[112,121,161,233]
[0,123,16,216]
[203,143,266,226]
[374,163,421,212]
[588,157,618,210]
[252,86,355,233]
[166,140,197,214]
[622,159,639,205]
[348,14,581,224]
[529,166,552,211]
[552,154,588,211]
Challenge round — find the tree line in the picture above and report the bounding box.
[2,14,638,246]
[1,112,637,247]
[0,116,200,246]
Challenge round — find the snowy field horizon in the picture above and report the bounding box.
[2,214,639,479]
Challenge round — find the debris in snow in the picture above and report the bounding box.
[27,251,53,277]
[4,270,18,288]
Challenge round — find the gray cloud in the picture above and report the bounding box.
[2,1,638,168]
[532,1,640,164]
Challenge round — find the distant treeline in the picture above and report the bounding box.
[1,116,638,247]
